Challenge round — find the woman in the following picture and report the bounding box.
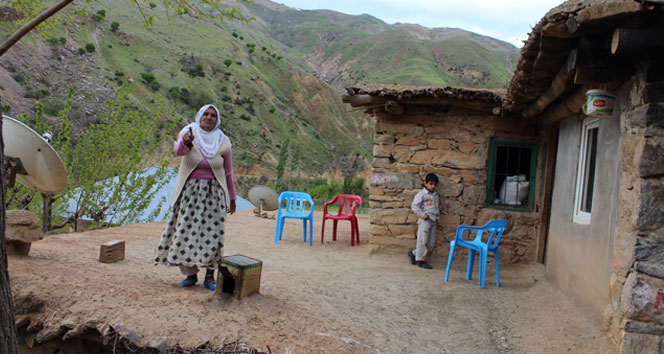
[154,104,237,290]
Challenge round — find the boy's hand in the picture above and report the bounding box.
[423,214,429,220]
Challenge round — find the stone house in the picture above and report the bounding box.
[342,0,664,352]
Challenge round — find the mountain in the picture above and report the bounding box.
[245,0,519,90]
[0,0,519,179]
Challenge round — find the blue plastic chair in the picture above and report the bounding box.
[275,191,314,246]
[444,219,509,288]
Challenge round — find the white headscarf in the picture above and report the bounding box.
[181,104,226,158]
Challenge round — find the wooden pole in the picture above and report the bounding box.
[0,96,19,354]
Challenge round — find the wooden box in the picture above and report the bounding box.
[99,240,125,263]
[216,254,262,299]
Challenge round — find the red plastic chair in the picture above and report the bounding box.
[321,194,363,246]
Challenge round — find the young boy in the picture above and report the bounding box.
[408,173,439,269]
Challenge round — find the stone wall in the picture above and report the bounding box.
[607,64,664,353]
[368,106,543,263]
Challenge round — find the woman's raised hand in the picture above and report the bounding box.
[183,127,194,147]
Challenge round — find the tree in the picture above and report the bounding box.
[0,2,255,352]
[110,21,120,32]
[275,138,290,190]
[8,84,173,232]
[0,95,18,354]
[288,142,302,188]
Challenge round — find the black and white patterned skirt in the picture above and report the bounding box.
[154,178,226,268]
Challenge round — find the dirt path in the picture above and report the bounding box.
[9,210,614,353]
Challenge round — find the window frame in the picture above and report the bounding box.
[486,139,539,211]
[573,118,600,225]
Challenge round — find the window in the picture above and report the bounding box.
[573,118,599,224]
[487,139,538,210]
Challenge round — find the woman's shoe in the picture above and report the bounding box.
[179,274,198,287]
[203,269,216,291]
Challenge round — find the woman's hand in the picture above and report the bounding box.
[182,127,194,148]
[229,200,236,215]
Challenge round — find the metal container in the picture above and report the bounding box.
[216,254,262,299]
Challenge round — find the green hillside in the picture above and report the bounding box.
[0,0,519,181]
[0,0,372,178]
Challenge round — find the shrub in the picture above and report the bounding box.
[149,80,160,91]
[168,86,190,104]
[269,106,276,113]
[110,21,119,32]
[85,43,95,53]
[140,72,155,84]
[179,55,205,77]
[223,59,232,67]
[232,32,238,38]
[239,114,250,121]
[78,48,86,55]
[39,88,50,97]
[59,37,66,44]
[149,2,157,8]
[93,10,106,21]
[1,103,10,113]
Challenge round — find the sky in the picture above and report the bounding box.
[271,0,564,47]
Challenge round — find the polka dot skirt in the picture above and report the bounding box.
[154,178,226,268]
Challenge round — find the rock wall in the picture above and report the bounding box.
[608,64,664,353]
[368,106,543,263]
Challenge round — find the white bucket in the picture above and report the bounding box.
[583,89,615,118]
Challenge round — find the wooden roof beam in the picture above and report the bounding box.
[521,50,577,119]
[611,28,664,54]
[538,85,590,126]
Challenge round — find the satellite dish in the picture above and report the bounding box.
[248,185,278,218]
[2,115,67,193]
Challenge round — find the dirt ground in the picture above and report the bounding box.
[8,209,615,353]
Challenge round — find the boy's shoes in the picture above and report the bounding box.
[407,251,416,265]
[179,274,198,287]
[418,262,433,270]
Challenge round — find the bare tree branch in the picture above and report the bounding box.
[0,0,75,57]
